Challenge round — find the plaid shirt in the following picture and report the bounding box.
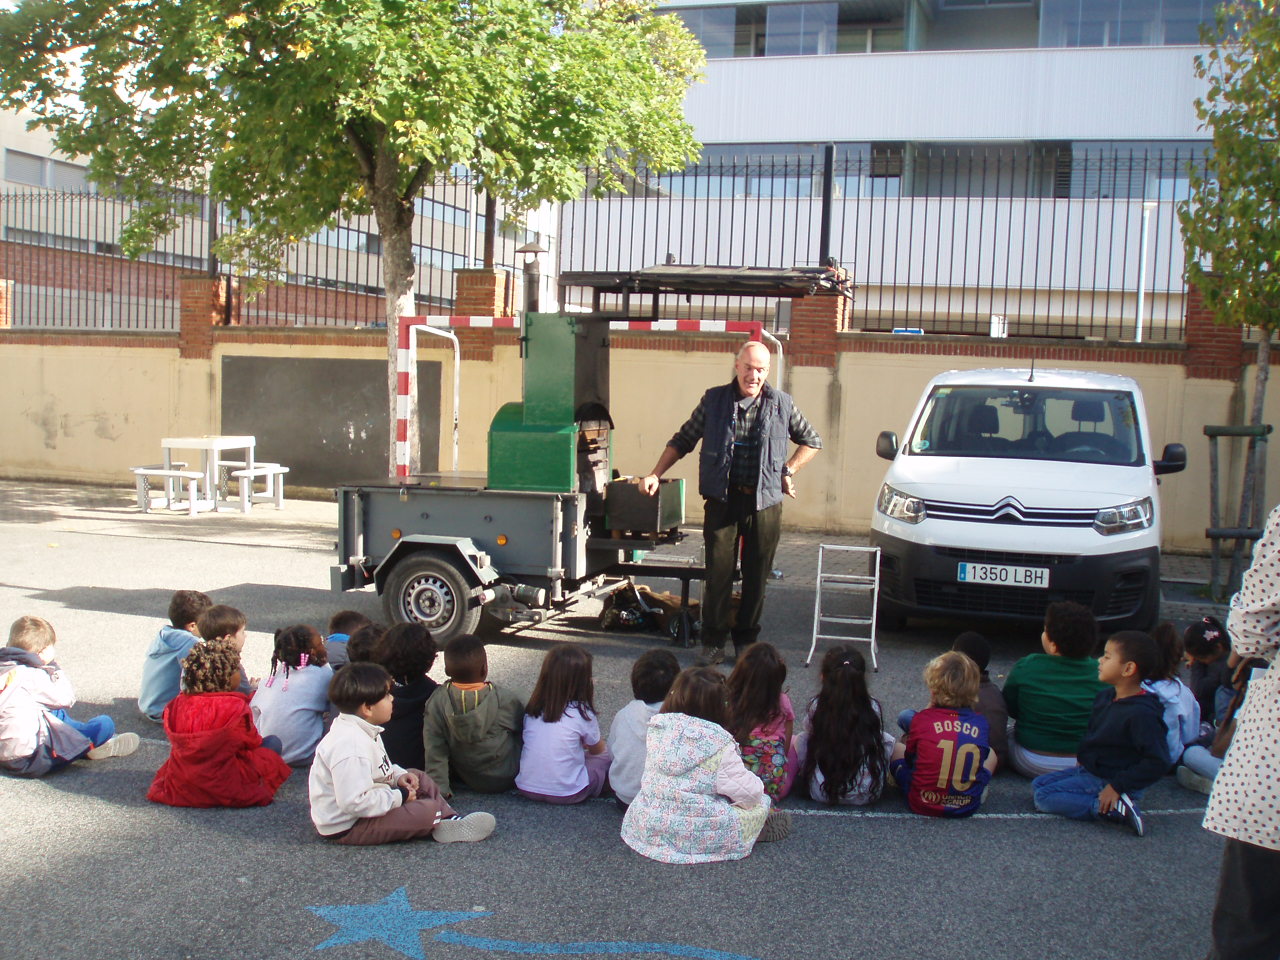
[669,383,822,487]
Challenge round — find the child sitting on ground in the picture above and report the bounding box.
[1183,616,1234,727]
[1003,601,1106,777]
[148,639,290,807]
[138,590,212,722]
[1176,656,1268,795]
[197,604,254,694]
[250,624,333,765]
[622,666,790,863]
[373,623,438,770]
[308,662,495,845]
[1145,622,1200,768]
[727,642,797,799]
[1032,631,1169,836]
[891,651,997,818]
[1,616,138,776]
[344,621,385,665]
[796,645,894,806]
[607,648,680,808]
[898,631,1009,770]
[516,645,612,803]
[324,610,372,670]
[423,634,524,798]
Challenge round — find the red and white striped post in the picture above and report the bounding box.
[395,315,518,478]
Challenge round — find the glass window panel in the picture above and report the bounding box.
[765,3,837,56]
[676,7,737,58]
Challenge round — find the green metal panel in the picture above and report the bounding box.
[487,402,577,492]
[523,313,577,425]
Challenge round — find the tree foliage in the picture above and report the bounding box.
[1180,0,1280,329]
[0,0,702,472]
[0,0,701,286]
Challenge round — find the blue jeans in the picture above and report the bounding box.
[50,709,114,747]
[1182,744,1222,780]
[1032,766,1144,821]
[897,708,916,734]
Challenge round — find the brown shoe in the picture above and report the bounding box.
[758,807,792,843]
[695,645,725,666]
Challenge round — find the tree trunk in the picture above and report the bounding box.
[1229,333,1271,592]
[372,159,420,478]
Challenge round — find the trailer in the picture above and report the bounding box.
[331,265,852,644]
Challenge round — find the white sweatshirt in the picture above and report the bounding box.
[308,713,408,835]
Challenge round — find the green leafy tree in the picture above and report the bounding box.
[1180,0,1280,587]
[0,0,703,472]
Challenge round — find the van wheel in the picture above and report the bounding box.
[384,555,482,642]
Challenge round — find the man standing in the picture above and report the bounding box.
[641,341,821,665]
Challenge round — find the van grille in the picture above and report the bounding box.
[914,579,1094,617]
[934,547,1079,567]
[923,497,1097,528]
[1104,571,1150,617]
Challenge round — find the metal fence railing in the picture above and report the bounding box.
[559,147,1209,340]
[0,173,543,330]
[3,147,1206,340]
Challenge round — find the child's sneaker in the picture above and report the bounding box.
[1112,793,1144,837]
[757,807,792,843]
[1176,765,1214,796]
[87,732,139,760]
[432,812,495,843]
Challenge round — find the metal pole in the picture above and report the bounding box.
[818,143,835,267]
[1136,200,1156,343]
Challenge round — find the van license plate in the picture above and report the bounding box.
[956,562,1049,588]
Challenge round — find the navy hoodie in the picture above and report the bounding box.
[1076,688,1169,795]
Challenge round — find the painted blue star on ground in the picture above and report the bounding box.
[309,886,489,959]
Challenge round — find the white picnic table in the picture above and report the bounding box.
[160,435,256,511]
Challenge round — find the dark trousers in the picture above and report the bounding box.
[1206,837,1280,960]
[702,490,782,653]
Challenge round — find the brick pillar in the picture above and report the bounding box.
[1185,283,1246,380]
[453,268,509,361]
[0,279,12,329]
[178,275,229,359]
[789,283,848,368]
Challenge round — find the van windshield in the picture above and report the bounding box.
[906,385,1144,466]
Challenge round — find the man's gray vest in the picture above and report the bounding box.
[698,381,793,511]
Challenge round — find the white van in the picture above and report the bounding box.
[870,368,1186,631]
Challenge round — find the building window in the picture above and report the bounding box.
[4,149,92,190]
[1040,0,1214,48]
[765,3,838,56]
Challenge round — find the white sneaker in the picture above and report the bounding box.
[432,812,495,843]
[1176,765,1214,796]
[87,732,139,760]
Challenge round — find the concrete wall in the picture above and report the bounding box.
[0,324,1267,552]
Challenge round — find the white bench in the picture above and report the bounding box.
[231,463,289,511]
[131,465,205,516]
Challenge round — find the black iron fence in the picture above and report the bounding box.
[560,146,1209,340]
[3,147,1206,339]
[0,173,541,330]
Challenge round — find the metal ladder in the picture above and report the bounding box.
[806,544,881,670]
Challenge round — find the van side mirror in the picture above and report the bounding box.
[877,431,899,461]
[1155,443,1187,475]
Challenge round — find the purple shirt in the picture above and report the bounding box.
[515,704,600,797]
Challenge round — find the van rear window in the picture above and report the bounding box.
[906,386,1144,466]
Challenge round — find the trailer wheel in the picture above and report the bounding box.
[384,554,482,641]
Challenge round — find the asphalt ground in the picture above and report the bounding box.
[0,480,1223,960]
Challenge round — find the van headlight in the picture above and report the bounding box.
[1093,498,1153,535]
[877,484,926,524]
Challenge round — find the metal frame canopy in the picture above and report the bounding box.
[558,264,854,310]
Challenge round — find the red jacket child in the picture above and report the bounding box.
[148,638,290,807]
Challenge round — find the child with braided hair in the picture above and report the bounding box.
[148,640,290,807]
[250,625,333,765]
